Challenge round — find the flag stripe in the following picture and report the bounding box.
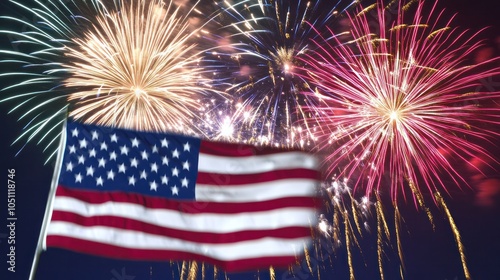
[197,152,317,174]
[46,236,299,271]
[51,211,312,244]
[195,179,318,202]
[47,222,310,260]
[52,196,317,233]
[196,168,318,186]
[199,140,298,157]
[55,185,319,213]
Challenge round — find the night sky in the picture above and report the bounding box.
[1,0,500,280]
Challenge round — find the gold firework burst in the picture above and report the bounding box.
[64,0,220,133]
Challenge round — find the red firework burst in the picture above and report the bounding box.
[301,0,500,202]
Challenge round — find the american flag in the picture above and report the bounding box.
[46,120,320,272]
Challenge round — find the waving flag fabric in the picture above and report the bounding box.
[45,121,320,272]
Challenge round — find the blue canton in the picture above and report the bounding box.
[59,121,201,200]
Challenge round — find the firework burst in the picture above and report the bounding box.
[303,0,500,201]
[65,0,219,132]
[300,1,500,278]
[206,0,358,147]
[1,0,221,162]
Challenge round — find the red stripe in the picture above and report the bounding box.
[51,211,312,244]
[46,236,300,272]
[55,185,320,214]
[200,140,302,157]
[196,168,319,185]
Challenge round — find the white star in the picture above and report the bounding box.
[130,158,139,168]
[183,142,190,152]
[172,149,180,158]
[152,145,159,153]
[79,138,88,149]
[150,162,158,173]
[161,138,169,148]
[110,133,118,142]
[182,160,190,171]
[75,173,83,183]
[150,181,158,191]
[71,128,79,137]
[162,156,169,166]
[96,176,104,186]
[98,157,107,168]
[128,175,136,186]
[91,130,99,140]
[131,137,140,147]
[140,170,148,179]
[100,142,108,151]
[78,155,86,165]
[171,167,179,177]
[181,177,189,188]
[109,151,117,161]
[118,163,127,173]
[86,166,95,177]
[107,170,115,180]
[69,145,76,154]
[141,150,149,160]
[89,148,97,158]
[120,145,129,155]
[161,175,169,185]
[171,185,179,195]
[66,162,74,172]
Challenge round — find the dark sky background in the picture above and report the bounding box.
[1,0,500,280]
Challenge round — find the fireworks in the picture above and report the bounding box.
[303,1,500,278]
[2,0,500,279]
[65,0,219,132]
[206,0,358,147]
[198,99,259,142]
[303,0,500,201]
[1,0,221,162]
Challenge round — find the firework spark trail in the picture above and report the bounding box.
[344,209,355,280]
[180,260,188,280]
[303,245,314,275]
[269,265,275,280]
[201,262,206,280]
[301,0,500,201]
[1,0,223,162]
[408,178,435,229]
[393,205,405,276]
[187,261,198,280]
[206,0,358,147]
[435,191,471,280]
[376,203,385,280]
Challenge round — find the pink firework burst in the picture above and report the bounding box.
[302,0,500,202]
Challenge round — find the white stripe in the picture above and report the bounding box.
[47,222,311,261]
[196,179,318,202]
[197,151,318,174]
[52,197,317,233]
